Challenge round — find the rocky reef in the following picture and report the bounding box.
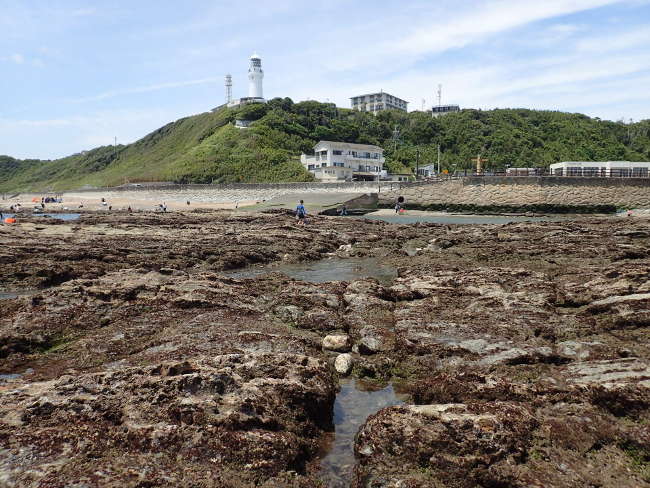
[1,210,649,487]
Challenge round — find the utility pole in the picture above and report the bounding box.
[437,144,441,175]
[416,148,420,179]
[392,125,400,152]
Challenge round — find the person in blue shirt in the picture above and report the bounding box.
[296,200,307,225]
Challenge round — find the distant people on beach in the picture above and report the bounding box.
[186,201,190,206]
[128,206,133,213]
[339,205,348,216]
[296,200,307,225]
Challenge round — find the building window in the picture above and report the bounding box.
[321,163,327,167]
[334,162,344,167]
[333,150,343,155]
[308,165,315,170]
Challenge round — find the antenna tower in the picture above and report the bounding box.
[421,99,425,111]
[437,84,442,108]
[225,74,233,103]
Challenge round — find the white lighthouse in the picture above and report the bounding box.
[222,53,267,109]
[248,53,264,99]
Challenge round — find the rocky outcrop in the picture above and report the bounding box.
[0,354,335,487]
[3,209,650,486]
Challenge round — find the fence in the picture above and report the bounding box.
[408,168,650,180]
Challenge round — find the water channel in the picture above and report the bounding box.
[2,213,80,221]
[359,212,568,225]
[224,256,397,285]
[319,379,406,487]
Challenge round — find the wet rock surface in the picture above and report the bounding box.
[2,210,650,486]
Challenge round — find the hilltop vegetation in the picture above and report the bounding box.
[2,98,650,191]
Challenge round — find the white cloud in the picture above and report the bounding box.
[10,53,24,64]
[72,78,223,103]
[70,8,97,17]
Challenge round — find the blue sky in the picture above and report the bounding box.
[2,0,650,159]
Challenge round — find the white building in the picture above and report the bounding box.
[417,164,437,178]
[431,104,460,117]
[549,161,650,177]
[226,53,266,108]
[301,141,386,181]
[351,92,408,113]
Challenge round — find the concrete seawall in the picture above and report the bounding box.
[378,177,650,209]
[5,182,383,211]
[56,182,381,205]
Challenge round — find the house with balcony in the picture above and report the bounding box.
[300,141,386,181]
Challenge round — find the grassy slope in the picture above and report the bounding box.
[2,101,649,192]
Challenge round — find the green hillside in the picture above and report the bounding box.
[2,99,650,192]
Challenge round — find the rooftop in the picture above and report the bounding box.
[350,92,409,103]
[314,140,384,151]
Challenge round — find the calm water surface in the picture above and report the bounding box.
[224,257,397,285]
[0,290,36,300]
[2,213,80,221]
[319,379,406,487]
[360,212,564,225]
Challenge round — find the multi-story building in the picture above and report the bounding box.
[300,141,385,181]
[550,161,650,177]
[351,92,408,113]
[431,104,460,117]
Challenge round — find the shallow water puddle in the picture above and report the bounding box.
[319,379,406,487]
[224,257,397,285]
[0,368,33,382]
[2,213,80,221]
[0,290,36,300]
[361,213,562,225]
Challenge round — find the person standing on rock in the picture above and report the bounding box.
[296,200,307,225]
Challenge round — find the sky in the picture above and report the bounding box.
[1,0,650,160]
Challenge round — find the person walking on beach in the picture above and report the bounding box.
[395,196,405,214]
[296,200,307,225]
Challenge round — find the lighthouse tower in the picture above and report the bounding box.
[248,53,264,99]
